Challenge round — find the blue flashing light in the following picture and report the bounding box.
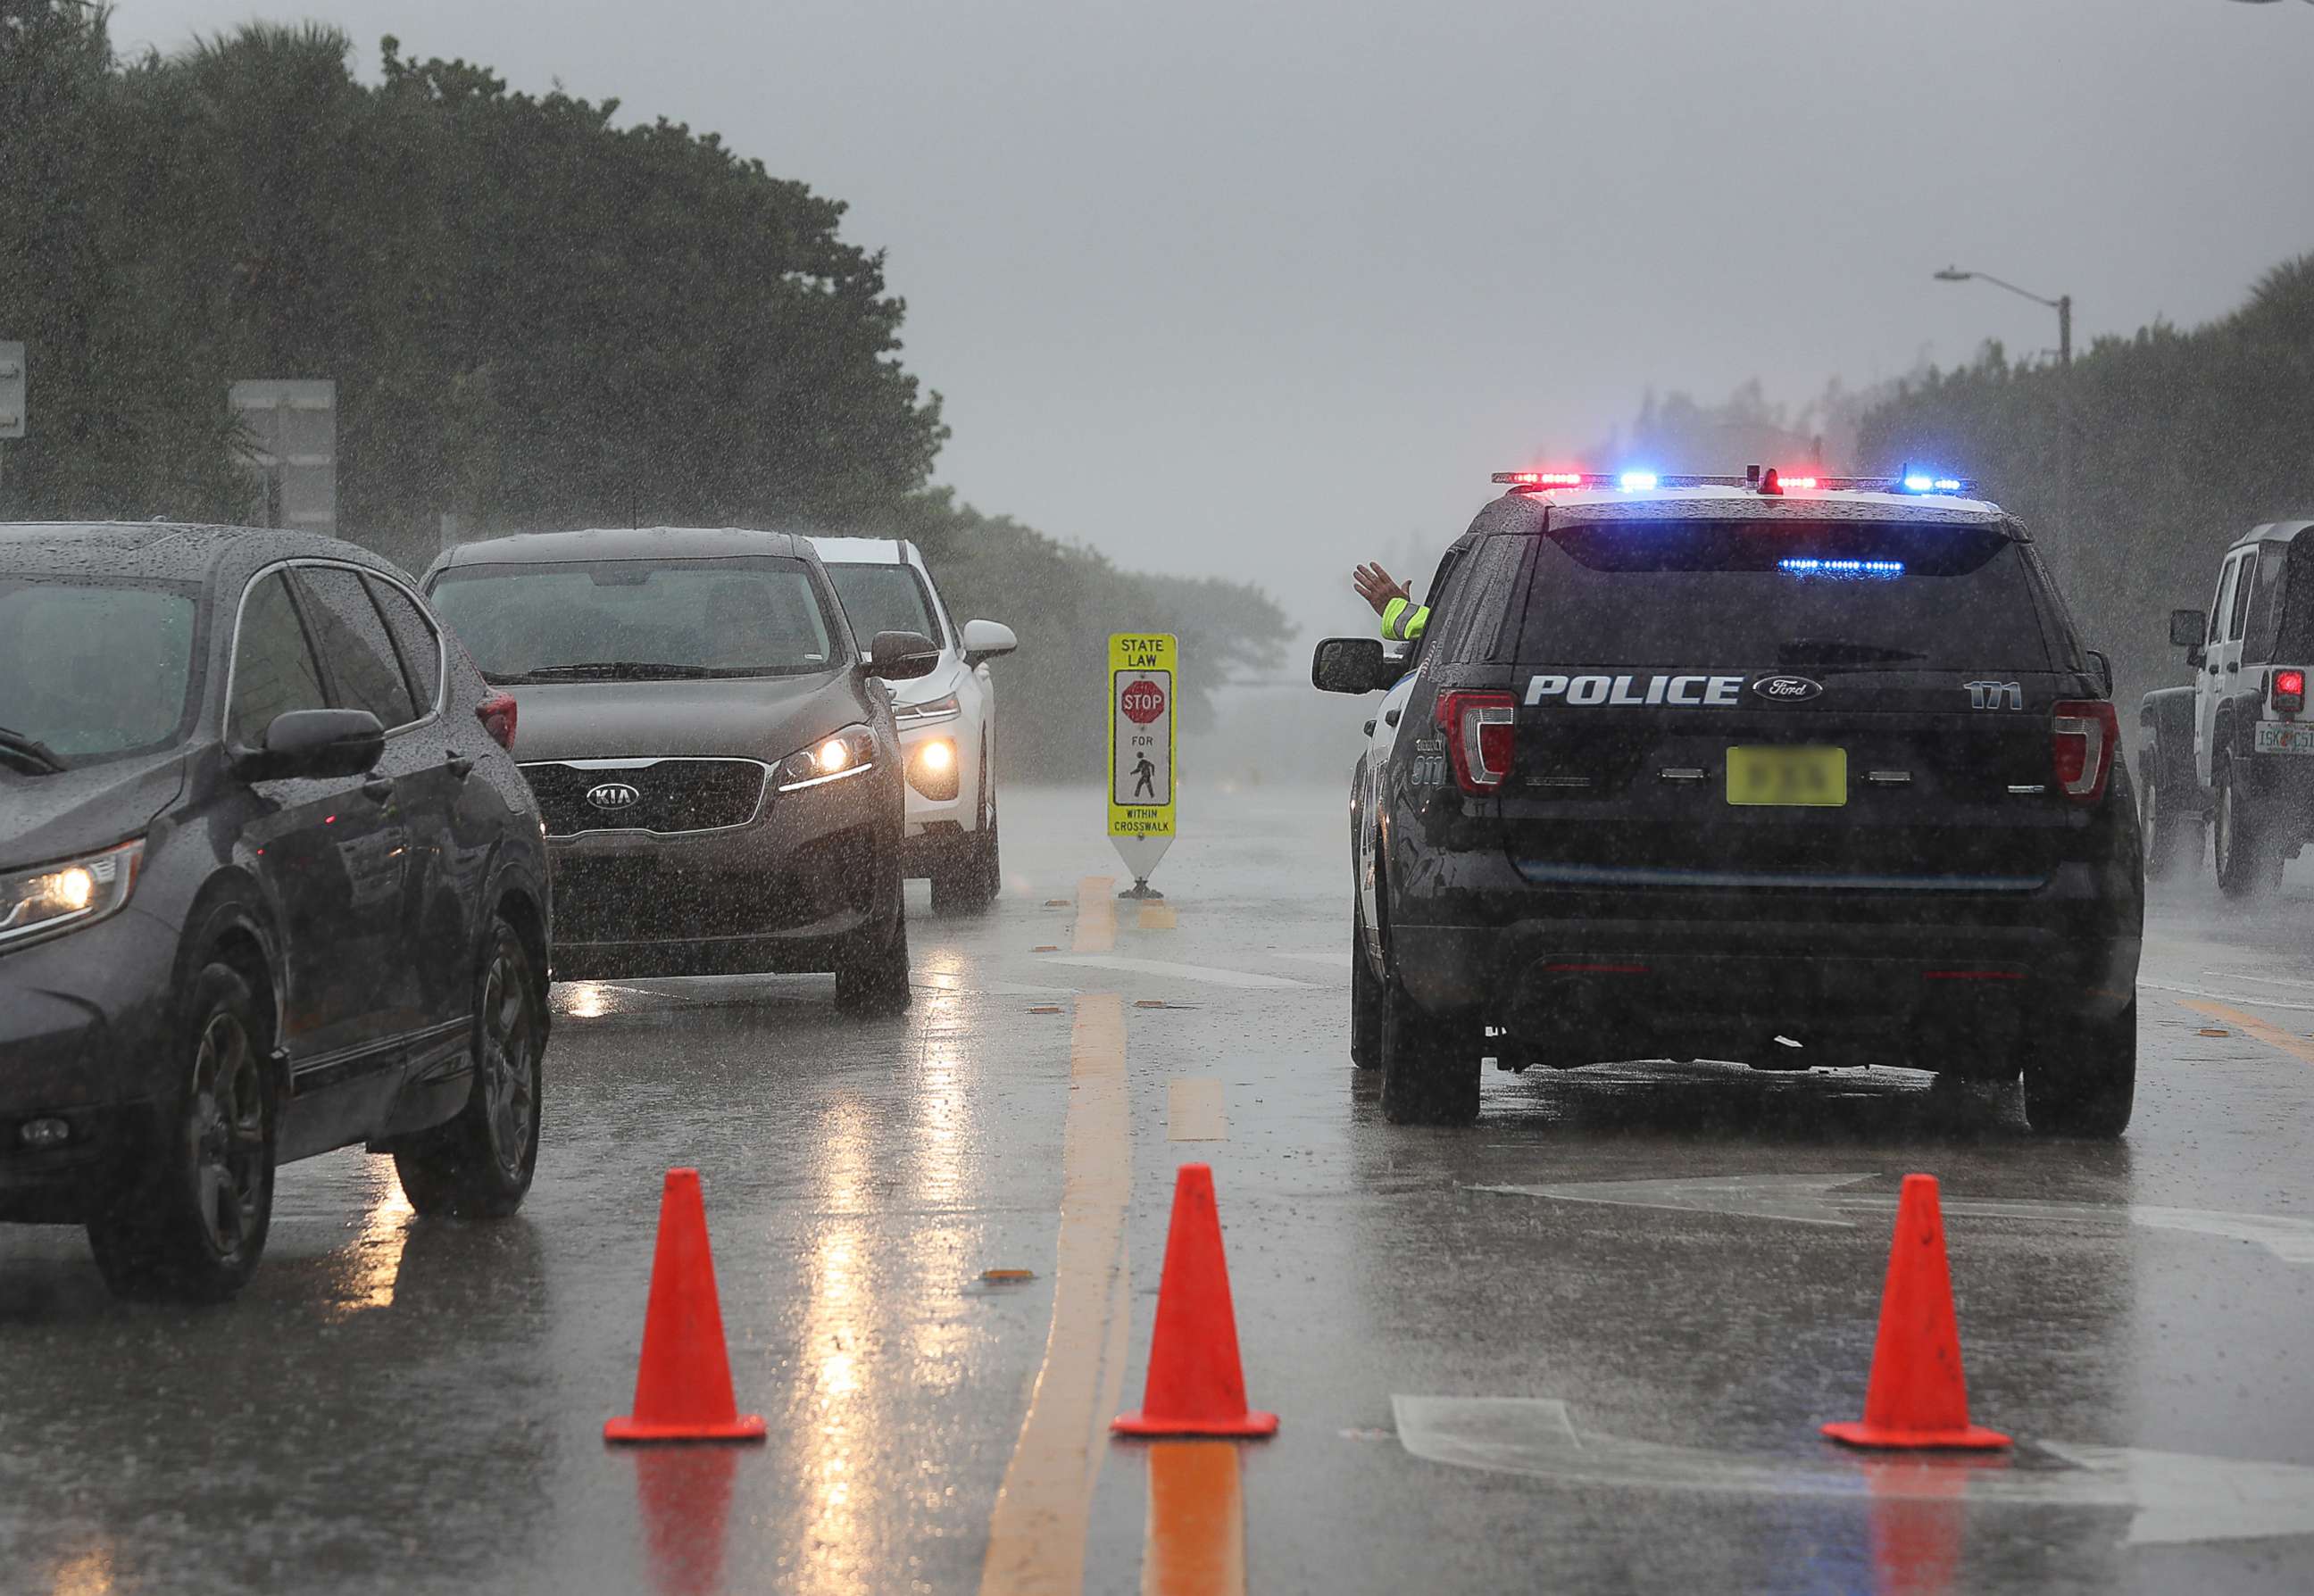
[1618,471,1660,492]
[1899,473,1965,495]
[1779,557,1906,578]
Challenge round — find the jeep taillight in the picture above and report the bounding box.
[477,693,518,751]
[2273,669,2305,717]
[1436,690,1516,794]
[2051,700,2117,804]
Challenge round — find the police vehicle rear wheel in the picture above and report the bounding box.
[2022,1001,2136,1139]
[1376,969,1480,1126]
[1350,908,1381,1070]
[2139,756,2201,882]
[2213,752,2282,898]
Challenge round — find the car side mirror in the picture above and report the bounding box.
[2085,648,2114,696]
[1311,637,1386,694]
[2169,608,2206,649]
[237,708,385,782]
[867,629,941,682]
[960,618,1018,666]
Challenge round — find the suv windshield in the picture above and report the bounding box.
[0,578,201,762]
[428,556,840,682]
[825,562,943,647]
[1515,520,2053,670]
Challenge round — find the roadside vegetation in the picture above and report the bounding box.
[0,2,1286,779]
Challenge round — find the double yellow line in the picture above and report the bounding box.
[980,882,1246,1595]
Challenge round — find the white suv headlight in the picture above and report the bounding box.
[0,838,145,952]
[895,693,962,727]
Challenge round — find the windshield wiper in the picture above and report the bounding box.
[494,661,724,683]
[1776,640,1927,666]
[0,727,71,773]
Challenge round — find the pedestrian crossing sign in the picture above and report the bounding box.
[1109,634,1177,861]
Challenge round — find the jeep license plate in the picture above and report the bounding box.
[2252,722,2314,755]
[1726,746,1847,807]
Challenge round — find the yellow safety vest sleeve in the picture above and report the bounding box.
[1380,597,1429,643]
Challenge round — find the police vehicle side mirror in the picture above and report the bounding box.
[2085,648,2114,696]
[866,629,941,681]
[1311,637,1386,694]
[236,708,385,782]
[2170,608,2205,650]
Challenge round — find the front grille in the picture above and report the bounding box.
[520,759,767,837]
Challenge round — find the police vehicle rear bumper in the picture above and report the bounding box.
[1391,860,2139,1063]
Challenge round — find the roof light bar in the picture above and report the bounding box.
[1492,469,1976,495]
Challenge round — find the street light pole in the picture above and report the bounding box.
[1935,265,2074,546]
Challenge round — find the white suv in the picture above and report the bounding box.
[811,536,1017,911]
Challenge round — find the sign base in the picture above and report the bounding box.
[1111,834,1172,889]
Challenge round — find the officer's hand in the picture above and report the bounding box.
[1353,562,1410,617]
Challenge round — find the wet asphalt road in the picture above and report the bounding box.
[4,784,2314,1595]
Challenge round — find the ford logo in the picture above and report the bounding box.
[1749,674,1825,703]
[587,782,642,810]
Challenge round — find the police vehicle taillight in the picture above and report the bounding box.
[2272,669,2305,716]
[2050,700,2117,804]
[1436,690,1515,794]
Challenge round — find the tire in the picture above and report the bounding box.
[395,916,545,1219]
[1350,905,1381,1070]
[930,741,1001,914]
[837,899,912,1014]
[2023,1000,2136,1139]
[2213,749,2283,898]
[1376,964,1480,1126]
[2138,753,2201,882]
[86,962,278,1302]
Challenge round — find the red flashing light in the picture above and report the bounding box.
[1503,470,1586,487]
[1782,476,1819,490]
[2274,669,2305,716]
[477,693,519,751]
[2050,700,2118,804]
[1436,689,1516,794]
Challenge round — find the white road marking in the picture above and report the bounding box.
[1473,1173,2314,1265]
[1041,955,1311,990]
[2140,977,2314,1014]
[1392,1396,2314,1547]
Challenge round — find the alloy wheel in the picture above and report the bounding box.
[479,933,537,1180]
[187,1010,266,1260]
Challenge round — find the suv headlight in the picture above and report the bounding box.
[895,692,962,727]
[776,725,878,792]
[0,838,145,952]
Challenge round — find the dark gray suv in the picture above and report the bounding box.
[423,528,936,1008]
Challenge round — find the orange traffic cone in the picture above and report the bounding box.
[604,1168,768,1443]
[1822,1174,2010,1451]
[1113,1163,1279,1438]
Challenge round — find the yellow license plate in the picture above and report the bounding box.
[1726,745,1847,807]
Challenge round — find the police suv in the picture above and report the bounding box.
[1312,469,2142,1135]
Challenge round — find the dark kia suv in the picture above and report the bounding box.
[1,523,552,1301]
[1314,470,2142,1135]
[422,527,936,1006]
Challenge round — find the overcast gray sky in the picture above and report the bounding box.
[115,0,2314,639]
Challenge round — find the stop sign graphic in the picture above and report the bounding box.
[1121,677,1166,725]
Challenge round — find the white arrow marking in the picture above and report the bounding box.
[1470,1173,2314,1266]
[1393,1396,2314,1547]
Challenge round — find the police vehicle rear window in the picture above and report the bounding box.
[1515,520,2053,670]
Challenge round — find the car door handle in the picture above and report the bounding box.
[361,776,395,802]
[1384,709,1401,727]
[444,751,474,778]
[1363,719,1377,736]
